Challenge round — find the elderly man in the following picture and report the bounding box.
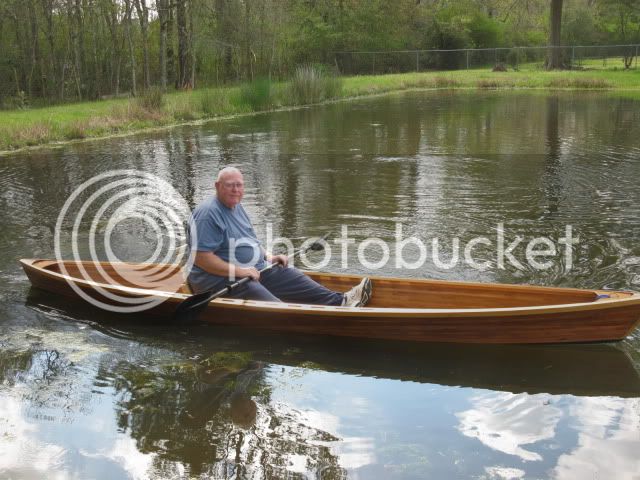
[187,167,372,307]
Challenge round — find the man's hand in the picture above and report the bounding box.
[269,254,289,267]
[236,267,260,281]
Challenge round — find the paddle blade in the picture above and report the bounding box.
[173,289,216,323]
[308,232,331,251]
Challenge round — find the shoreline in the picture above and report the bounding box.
[2,69,640,156]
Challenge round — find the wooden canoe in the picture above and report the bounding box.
[20,258,640,344]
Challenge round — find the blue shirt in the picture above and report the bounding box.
[187,196,266,291]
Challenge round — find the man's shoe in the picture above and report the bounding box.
[341,277,372,307]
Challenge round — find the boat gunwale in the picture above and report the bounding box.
[19,258,640,318]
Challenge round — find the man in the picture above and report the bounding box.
[187,166,372,307]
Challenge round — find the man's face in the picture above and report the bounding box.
[215,171,245,208]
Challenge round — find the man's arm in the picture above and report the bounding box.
[194,251,260,280]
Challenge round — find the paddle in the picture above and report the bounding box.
[173,233,330,323]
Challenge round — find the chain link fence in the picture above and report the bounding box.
[334,44,640,75]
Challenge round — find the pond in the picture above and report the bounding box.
[1,90,639,479]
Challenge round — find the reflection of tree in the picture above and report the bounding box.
[541,94,562,219]
[0,345,80,417]
[0,348,72,388]
[112,351,343,478]
[0,349,34,386]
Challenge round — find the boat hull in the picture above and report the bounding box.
[20,258,640,344]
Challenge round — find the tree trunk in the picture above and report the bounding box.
[102,0,123,96]
[12,9,27,96]
[158,0,168,90]
[73,0,85,97]
[27,0,41,98]
[167,0,176,89]
[189,0,195,88]
[60,58,66,99]
[124,0,137,96]
[67,0,83,98]
[243,0,251,80]
[41,0,57,98]
[92,5,101,98]
[546,0,564,70]
[115,59,121,95]
[176,0,190,88]
[134,0,150,89]
[215,0,234,82]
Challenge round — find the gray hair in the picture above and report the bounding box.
[216,166,243,182]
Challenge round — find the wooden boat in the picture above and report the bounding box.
[20,258,640,344]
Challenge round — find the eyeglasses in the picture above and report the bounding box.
[222,181,244,189]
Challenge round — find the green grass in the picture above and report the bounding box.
[2,66,640,153]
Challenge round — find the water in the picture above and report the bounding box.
[1,90,639,479]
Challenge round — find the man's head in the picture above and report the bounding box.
[215,166,245,208]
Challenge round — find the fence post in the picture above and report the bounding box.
[372,52,375,75]
[494,48,497,65]
[416,51,419,72]
[466,50,469,69]
[636,45,638,69]
[572,46,575,66]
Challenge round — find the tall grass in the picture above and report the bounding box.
[135,87,165,111]
[200,88,230,115]
[289,65,343,104]
[476,78,516,89]
[239,77,272,110]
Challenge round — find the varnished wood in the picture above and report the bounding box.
[19,258,640,344]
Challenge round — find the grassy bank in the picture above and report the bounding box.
[2,67,640,153]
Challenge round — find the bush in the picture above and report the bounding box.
[239,77,272,110]
[171,101,199,121]
[135,87,165,111]
[63,122,87,140]
[288,65,343,105]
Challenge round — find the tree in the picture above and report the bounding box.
[176,0,189,88]
[546,0,565,69]
[598,0,640,68]
[157,0,169,90]
[134,0,151,89]
[124,0,137,96]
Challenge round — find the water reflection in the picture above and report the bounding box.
[23,289,640,398]
[457,392,640,479]
[554,397,640,480]
[457,391,563,461]
[110,354,335,478]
